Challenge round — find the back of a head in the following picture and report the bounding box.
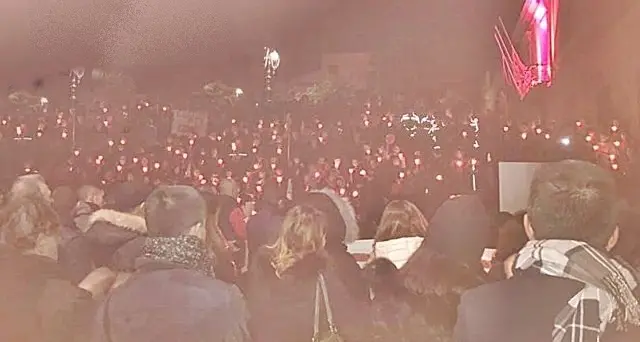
[495,216,528,262]
[105,181,153,213]
[527,160,618,249]
[297,192,346,246]
[364,258,402,299]
[77,185,102,202]
[145,185,207,238]
[271,205,328,275]
[52,186,76,215]
[375,200,428,242]
[219,178,239,199]
[10,174,49,201]
[261,179,283,208]
[0,178,59,251]
[424,195,491,268]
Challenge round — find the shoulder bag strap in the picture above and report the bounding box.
[312,276,322,342]
[102,294,114,342]
[318,273,338,334]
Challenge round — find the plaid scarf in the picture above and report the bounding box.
[514,240,640,342]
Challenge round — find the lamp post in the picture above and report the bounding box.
[263,47,280,102]
[70,67,85,150]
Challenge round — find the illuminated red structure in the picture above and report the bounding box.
[495,0,559,99]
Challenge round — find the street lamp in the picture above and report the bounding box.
[263,47,280,102]
[70,67,85,150]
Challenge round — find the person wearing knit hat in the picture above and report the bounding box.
[90,185,250,342]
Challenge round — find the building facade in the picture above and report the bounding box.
[545,1,640,135]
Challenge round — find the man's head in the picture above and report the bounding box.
[144,185,208,240]
[77,185,105,207]
[525,160,619,250]
[219,178,239,199]
[105,181,152,213]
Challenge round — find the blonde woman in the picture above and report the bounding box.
[246,205,371,342]
[371,200,429,268]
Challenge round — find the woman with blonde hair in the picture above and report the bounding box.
[371,200,429,268]
[246,205,372,342]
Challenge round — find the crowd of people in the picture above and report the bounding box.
[1,158,639,342]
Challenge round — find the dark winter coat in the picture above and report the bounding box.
[454,268,640,342]
[59,209,147,282]
[0,245,95,342]
[90,258,250,342]
[245,248,373,342]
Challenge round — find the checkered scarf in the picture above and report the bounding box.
[514,240,640,342]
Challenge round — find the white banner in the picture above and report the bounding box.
[498,162,543,213]
[171,110,208,137]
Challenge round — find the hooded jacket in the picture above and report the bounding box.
[60,209,147,282]
[309,187,359,245]
[85,209,147,270]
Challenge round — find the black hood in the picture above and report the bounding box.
[425,195,491,268]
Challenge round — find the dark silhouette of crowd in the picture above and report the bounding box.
[1,159,640,342]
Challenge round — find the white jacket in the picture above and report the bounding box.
[372,237,424,269]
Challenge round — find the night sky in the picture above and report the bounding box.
[0,0,521,98]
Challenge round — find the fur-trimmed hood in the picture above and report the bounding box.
[82,209,148,271]
[310,188,359,244]
[88,209,147,235]
[84,209,147,249]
